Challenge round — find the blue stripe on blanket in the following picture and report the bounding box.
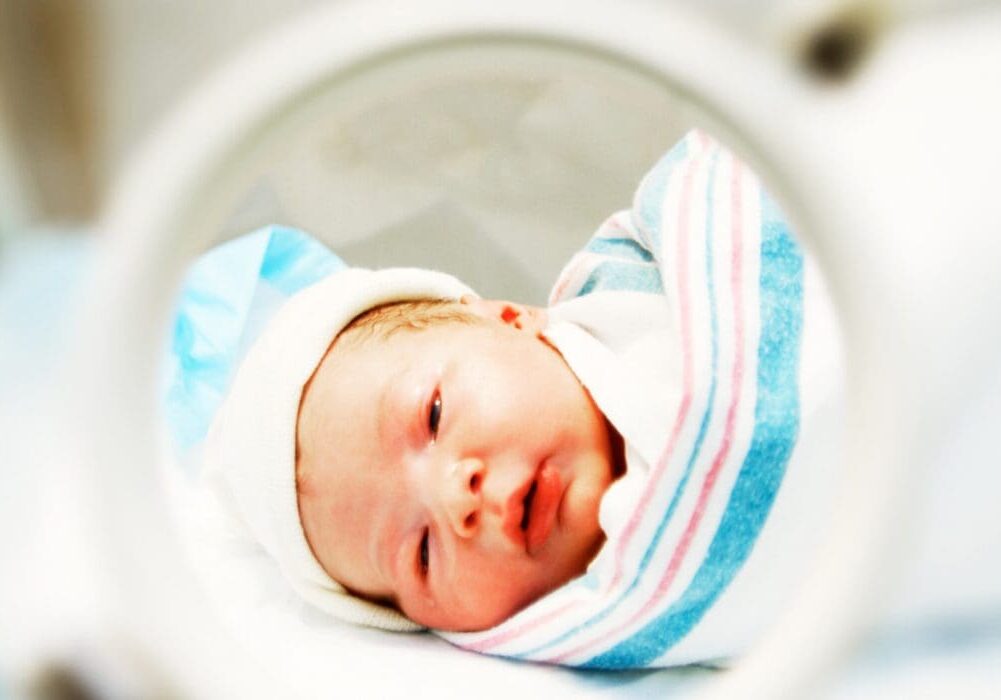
[583,190,803,669]
[633,138,689,252]
[577,260,663,296]
[511,151,723,661]
[586,236,655,263]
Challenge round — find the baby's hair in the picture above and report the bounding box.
[295,298,480,489]
[338,298,482,346]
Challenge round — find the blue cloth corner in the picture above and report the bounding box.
[163,226,344,468]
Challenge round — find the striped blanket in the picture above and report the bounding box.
[439,130,807,669]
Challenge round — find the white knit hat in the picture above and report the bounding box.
[201,267,474,631]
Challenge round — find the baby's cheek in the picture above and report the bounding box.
[453,557,536,628]
[564,473,607,542]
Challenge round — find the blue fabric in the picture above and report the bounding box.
[163,226,344,467]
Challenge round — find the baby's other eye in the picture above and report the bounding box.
[419,527,430,576]
[428,391,442,441]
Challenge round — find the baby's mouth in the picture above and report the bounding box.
[504,463,563,554]
[504,470,540,550]
[520,481,537,533]
[517,464,564,555]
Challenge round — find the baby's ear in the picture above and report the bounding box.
[460,297,547,334]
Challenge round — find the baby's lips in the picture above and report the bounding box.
[502,476,532,549]
[525,463,563,555]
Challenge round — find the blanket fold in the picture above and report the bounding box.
[440,130,805,669]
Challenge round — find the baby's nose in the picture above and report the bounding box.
[443,457,484,538]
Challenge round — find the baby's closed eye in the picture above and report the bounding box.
[428,391,443,442]
[418,527,431,577]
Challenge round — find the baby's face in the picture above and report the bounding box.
[296,299,618,631]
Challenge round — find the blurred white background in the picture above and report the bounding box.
[0,0,979,237]
[2,0,324,233]
[2,1,1000,698]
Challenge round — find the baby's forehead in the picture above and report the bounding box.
[296,313,451,442]
[297,296,501,453]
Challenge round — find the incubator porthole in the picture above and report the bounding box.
[80,2,1001,696]
[7,0,1001,695]
[153,35,848,695]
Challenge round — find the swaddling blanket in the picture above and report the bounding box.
[440,130,810,668]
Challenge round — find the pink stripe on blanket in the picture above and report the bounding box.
[460,599,581,653]
[546,160,747,666]
[601,147,700,593]
[464,149,703,654]
[634,159,748,618]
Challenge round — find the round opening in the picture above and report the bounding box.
[81,5,866,698]
[159,38,846,694]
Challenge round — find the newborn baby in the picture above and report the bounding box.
[202,259,634,634]
[295,295,625,631]
[185,130,836,666]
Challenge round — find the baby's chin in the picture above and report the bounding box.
[406,596,519,633]
[414,581,561,633]
[403,551,575,632]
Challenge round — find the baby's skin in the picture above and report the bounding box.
[295,296,623,631]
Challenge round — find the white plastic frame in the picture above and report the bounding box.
[77,1,1001,698]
